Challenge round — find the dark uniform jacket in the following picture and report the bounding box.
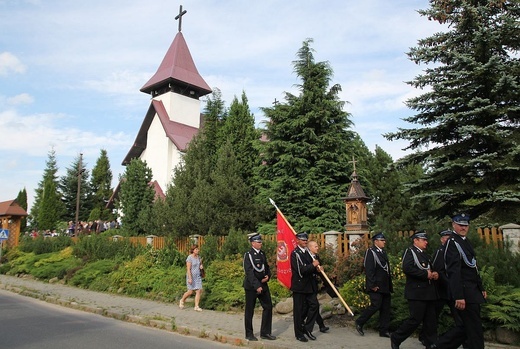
[444,233,485,304]
[290,247,318,294]
[363,246,393,294]
[243,247,271,291]
[432,245,450,300]
[402,245,437,300]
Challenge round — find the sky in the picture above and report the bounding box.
[0,0,440,209]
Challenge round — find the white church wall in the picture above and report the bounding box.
[140,115,171,191]
[154,92,201,128]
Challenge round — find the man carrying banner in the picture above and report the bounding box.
[291,232,321,342]
[243,233,276,342]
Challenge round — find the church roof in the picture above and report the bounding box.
[122,99,199,165]
[140,32,211,96]
[0,200,28,216]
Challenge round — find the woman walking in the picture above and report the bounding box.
[179,245,204,311]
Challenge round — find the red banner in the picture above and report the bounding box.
[276,211,297,289]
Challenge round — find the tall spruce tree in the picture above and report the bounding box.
[386,0,520,222]
[218,92,261,184]
[89,149,113,221]
[38,178,63,230]
[59,155,92,223]
[117,158,155,235]
[15,188,28,232]
[257,39,355,232]
[29,149,65,229]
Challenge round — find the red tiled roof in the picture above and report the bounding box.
[0,200,28,216]
[141,32,211,96]
[122,99,199,165]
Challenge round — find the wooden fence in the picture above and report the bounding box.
[111,227,503,257]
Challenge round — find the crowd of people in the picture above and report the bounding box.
[356,213,486,349]
[176,213,486,349]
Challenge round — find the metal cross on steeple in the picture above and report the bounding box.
[175,5,187,32]
[349,156,357,173]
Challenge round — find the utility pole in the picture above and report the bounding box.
[74,153,83,236]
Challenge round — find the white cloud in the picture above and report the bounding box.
[7,93,33,105]
[0,52,26,75]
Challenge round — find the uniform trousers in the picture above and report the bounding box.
[392,299,436,345]
[293,292,318,337]
[435,302,483,349]
[244,288,273,337]
[356,292,391,334]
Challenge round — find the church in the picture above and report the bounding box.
[122,6,212,196]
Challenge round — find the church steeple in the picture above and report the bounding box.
[140,6,211,99]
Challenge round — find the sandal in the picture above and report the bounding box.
[179,300,185,309]
[194,306,202,312]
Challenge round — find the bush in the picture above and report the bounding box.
[220,228,250,259]
[200,234,219,264]
[483,285,520,333]
[73,233,145,262]
[19,235,72,254]
[68,259,119,288]
[203,258,245,311]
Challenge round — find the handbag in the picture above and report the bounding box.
[200,258,205,278]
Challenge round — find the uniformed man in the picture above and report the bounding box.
[355,232,393,338]
[291,232,321,342]
[391,231,438,349]
[242,233,276,341]
[306,240,329,333]
[430,214,487,349]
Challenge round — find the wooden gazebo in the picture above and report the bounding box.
[0,200,28,248]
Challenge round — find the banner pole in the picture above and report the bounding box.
[269,198,354,316]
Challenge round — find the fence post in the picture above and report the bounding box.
[323,231,341,254]
[500,223,520,254]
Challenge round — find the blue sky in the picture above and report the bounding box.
[0,0,438,208]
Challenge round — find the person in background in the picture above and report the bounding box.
[242,233,276,342]
[307,240,329,333]
[291,232,320,342]
[355,232,392,338]
[179,244,204,312]
[429,214,487,349]
[391,231,438,349]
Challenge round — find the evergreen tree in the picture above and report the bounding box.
[256,39,356,232]
[218,92,261,184]
[59,154,92,223]
[386,1,520,222]
[365,146,424,232]
[29,148,65,229]
[89,149,113,221]
[15,188,28,232]
[208,140,260,234]
[117,158,155,235]
[37,177,62,230]
[202,88,227,163]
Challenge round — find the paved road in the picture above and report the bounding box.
[0,290,233,349]
[0,275,516,349]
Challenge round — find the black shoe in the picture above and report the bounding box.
[427,345,438,349]
[296,336,308,342]
[355,322,364,336]
[245,335,258,341]
[304,330,316,340]
[379,331,391,338]
[390,334,399,349]
[319,326,330,333]
[260,334,276,340]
